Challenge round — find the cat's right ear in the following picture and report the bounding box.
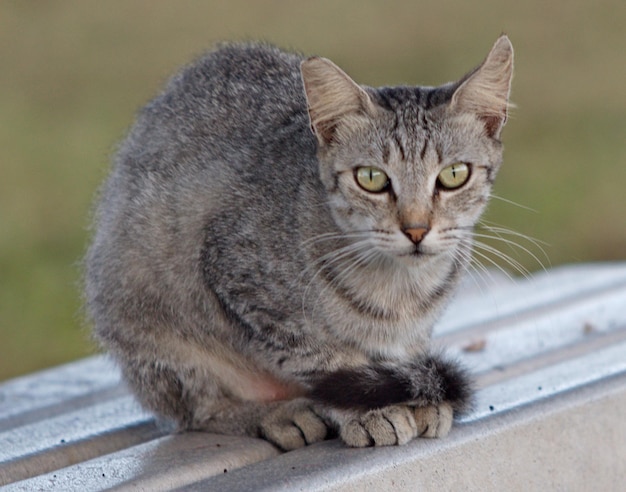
[301,57,375,146]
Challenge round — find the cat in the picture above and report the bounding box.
[85,35,513,449]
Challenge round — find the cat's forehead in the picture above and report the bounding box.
[367,86,447,164]
[372,85,455,117]
[371,85,459,141]
[369,84,491,166]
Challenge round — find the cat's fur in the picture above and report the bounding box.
[85,36,513,449]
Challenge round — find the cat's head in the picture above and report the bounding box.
[301,35,513,266]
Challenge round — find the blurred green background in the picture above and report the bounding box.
[1,0,624,381]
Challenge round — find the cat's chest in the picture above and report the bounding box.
[204,225,457,359]
[320,255,450,316]
[308,260,453,356]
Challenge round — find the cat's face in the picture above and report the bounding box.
[301,35,513,267]
[319,103,503,265]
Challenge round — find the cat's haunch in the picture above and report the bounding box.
[85,36,513,449]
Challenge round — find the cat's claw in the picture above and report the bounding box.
[260,399,328,451]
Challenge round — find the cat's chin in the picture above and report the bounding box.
[394,248,441,267]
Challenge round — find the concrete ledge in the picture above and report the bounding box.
[3,433,280,491]
[187,374,626,491]
[1,262,625,490]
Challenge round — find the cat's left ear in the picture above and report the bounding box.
[301,57,376,146]
[450,35,514,139]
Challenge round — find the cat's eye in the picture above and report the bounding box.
[437,163,470,190]
[355,167,390,193]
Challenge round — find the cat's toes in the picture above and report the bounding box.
[340,405,417,448]
[260,399,328,451]
[413,402,454,438]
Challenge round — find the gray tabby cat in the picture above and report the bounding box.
[85,35,513,449]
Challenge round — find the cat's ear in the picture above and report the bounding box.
[450,35,514,139]
[301,57,375,146]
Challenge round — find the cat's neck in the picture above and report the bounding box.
[304,237,465,358]
[335,247,460,310]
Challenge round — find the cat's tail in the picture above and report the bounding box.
[309,352,473,414]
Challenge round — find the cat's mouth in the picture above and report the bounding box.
[397,245,438,260]
[411,249,437,258]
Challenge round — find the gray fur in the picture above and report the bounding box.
[85,36,513,449]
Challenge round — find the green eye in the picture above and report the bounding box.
[355,167,389,193]
[437,163,470,190]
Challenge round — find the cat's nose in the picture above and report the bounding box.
[403,226,430,245]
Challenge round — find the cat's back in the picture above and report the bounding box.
[87,44,314,336]
[130,42,309,160]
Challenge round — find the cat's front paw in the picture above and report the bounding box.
[338,402,454,447]
[413,401,454,438]
[340,405,418,447]
[260,398,328,451]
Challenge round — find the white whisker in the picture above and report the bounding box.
[294,231,384,321]
[478,221,551,269]
[472,240,532,280]
[471,231,549,273]
[488,193,538,213]
[479,220,550,248]
[299,230,371,249]
[468,246,519,282]
[453,243,491,296]
[299,240,369,294]
[308,246,382,319]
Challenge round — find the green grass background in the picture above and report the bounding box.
[1,0,624,381]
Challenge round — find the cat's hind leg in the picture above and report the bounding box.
[121,357,328,450]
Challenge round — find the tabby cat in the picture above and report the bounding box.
[85,35,513,449]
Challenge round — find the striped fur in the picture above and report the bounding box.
[85,36,513,448]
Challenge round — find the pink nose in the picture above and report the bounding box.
[403,226,430,244]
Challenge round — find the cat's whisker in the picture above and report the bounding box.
[299,230,372,249]
[303,239,372,275]
[452,240,494,295]
[467,246,518,283]
[477,221,551,269]
[298,242,366,295]
[474,221,551,271]
[332,248,383,288]
[317,255,371,308]
[452,222,547,278]
[324,245,381,288]
[299,238,375,319]
[306,246,382,319]
[488,193,538,213]
[466,264,492,295]
[299,229,395,283]
[452,231,516,280]
[478,220,550,249]
[470,231,549,273]
[471,240,532,281]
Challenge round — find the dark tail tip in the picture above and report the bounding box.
[308,352,474,413]
[424,352,474,414]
